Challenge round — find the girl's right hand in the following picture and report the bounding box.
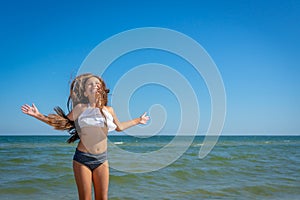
[21,103,40,117]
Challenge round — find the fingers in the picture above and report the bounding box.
[21,104,30,113]
[21,104,30,110]
[140,112,148,119]
[21,103,35,114]
[32,103,39,112]
[21,106,26,113]
[140,112,150,124]
[141,112,147,117]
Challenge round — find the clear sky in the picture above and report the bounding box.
[0,0,299,135]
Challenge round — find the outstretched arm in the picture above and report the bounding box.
[21,103,51,125]
[106,106,150,132]
[21,103,77,131]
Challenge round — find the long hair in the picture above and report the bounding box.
[47,73,110,143]
[67,73,110,111]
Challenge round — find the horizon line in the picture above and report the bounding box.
[0,133,299,137]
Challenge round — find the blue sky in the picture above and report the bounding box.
[0,0,299,135]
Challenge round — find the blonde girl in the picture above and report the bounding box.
[21,73,149,200]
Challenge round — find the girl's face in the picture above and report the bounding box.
[84,77,102,97]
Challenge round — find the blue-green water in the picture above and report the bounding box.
[0,135,299,199]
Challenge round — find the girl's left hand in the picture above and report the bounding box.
[139,112,150,124]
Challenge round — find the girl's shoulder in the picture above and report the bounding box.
[103,106,114,115]
[71,103,89,120]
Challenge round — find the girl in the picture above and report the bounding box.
[21,73,149,200]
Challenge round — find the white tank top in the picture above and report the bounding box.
[78,105,116,132]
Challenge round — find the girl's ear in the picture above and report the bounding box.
[84,91,87,97]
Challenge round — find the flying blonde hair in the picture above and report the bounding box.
[46,73,110,143]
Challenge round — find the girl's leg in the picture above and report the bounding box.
[73,160,93,200]
[92,161,109,200]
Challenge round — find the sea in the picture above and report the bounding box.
[0,135,299,200]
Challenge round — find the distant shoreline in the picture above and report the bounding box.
[1,134,299,137]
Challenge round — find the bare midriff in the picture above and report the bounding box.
[76,126,108,154]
